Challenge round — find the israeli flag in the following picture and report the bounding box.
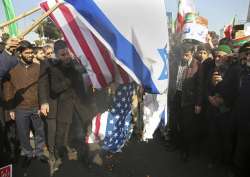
[65,0,169,94]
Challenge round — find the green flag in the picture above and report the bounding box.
[2,0,18,37]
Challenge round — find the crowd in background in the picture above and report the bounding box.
[165,34,250,177]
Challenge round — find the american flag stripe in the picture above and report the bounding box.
[86,83,134,152]
[41,0,131,89]
[86,111,108,144]
[94,113,101,141]
[92,35,116,79]
[58,3,109,87]
[117,65,131,84]
[41,1,105,88]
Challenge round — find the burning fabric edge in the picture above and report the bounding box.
[86,83,135,153]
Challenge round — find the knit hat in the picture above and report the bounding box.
[217,45,232,54]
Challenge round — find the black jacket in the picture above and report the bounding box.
[169,56,202,107]
[0,51,18,80]
[234,65,250,119]
[49,60,88,123]
[38,59,58,119]
[199,58,215,105]
[0,51,18,106]
[207,61,241,110]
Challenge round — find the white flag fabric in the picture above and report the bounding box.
[142,92,168,141]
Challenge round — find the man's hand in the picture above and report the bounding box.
[212,72,222,86]
[206,33,214,49]
[5,38,20,53]
[40,103,49,117]
[109,83,118,95]
[195,105,202,114]
[9,111,15,120]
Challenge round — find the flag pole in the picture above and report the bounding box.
[0,7,41,29]
[19,3,61,38]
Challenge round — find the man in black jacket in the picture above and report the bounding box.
[38,48,59,175]
[232,42,250,177]
[169,43,202,162]
[49,40,93,169]
[207,45,241,169]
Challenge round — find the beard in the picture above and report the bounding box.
[215,60,222,67]
[22,58,33,65]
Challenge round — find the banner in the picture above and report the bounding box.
[2,0,18,37]
[182,13,208,43]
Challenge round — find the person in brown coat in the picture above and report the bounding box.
[4,40,47,169]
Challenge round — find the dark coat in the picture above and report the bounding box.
[207,61,241,110]
[0,51,18,110]
[169,56,202,107]
[0,51,18,80]
[234,66,250,119]
[199,58,215,105]
[38,59,58,119]
[49,60,89,124]
[0,51,18,125]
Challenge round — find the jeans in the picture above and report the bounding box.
[15,108,45,157]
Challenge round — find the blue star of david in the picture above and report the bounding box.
[158,48,168,80]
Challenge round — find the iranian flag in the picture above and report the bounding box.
[224,16,236,39]
[176,0,196,33]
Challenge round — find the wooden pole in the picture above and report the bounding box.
[19,3,61,38]
[0,7,41,29]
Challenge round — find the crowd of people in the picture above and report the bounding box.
[0,31,250,177]
[166,35,250,177]
[0,35,109,176]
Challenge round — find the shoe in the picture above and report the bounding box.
[53,158,62,172]
[21,156,32,169]
[37,154,49,163]
[48,158,56,176]
[67,148,78,161]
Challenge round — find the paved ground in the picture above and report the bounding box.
[11,137,229,177]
